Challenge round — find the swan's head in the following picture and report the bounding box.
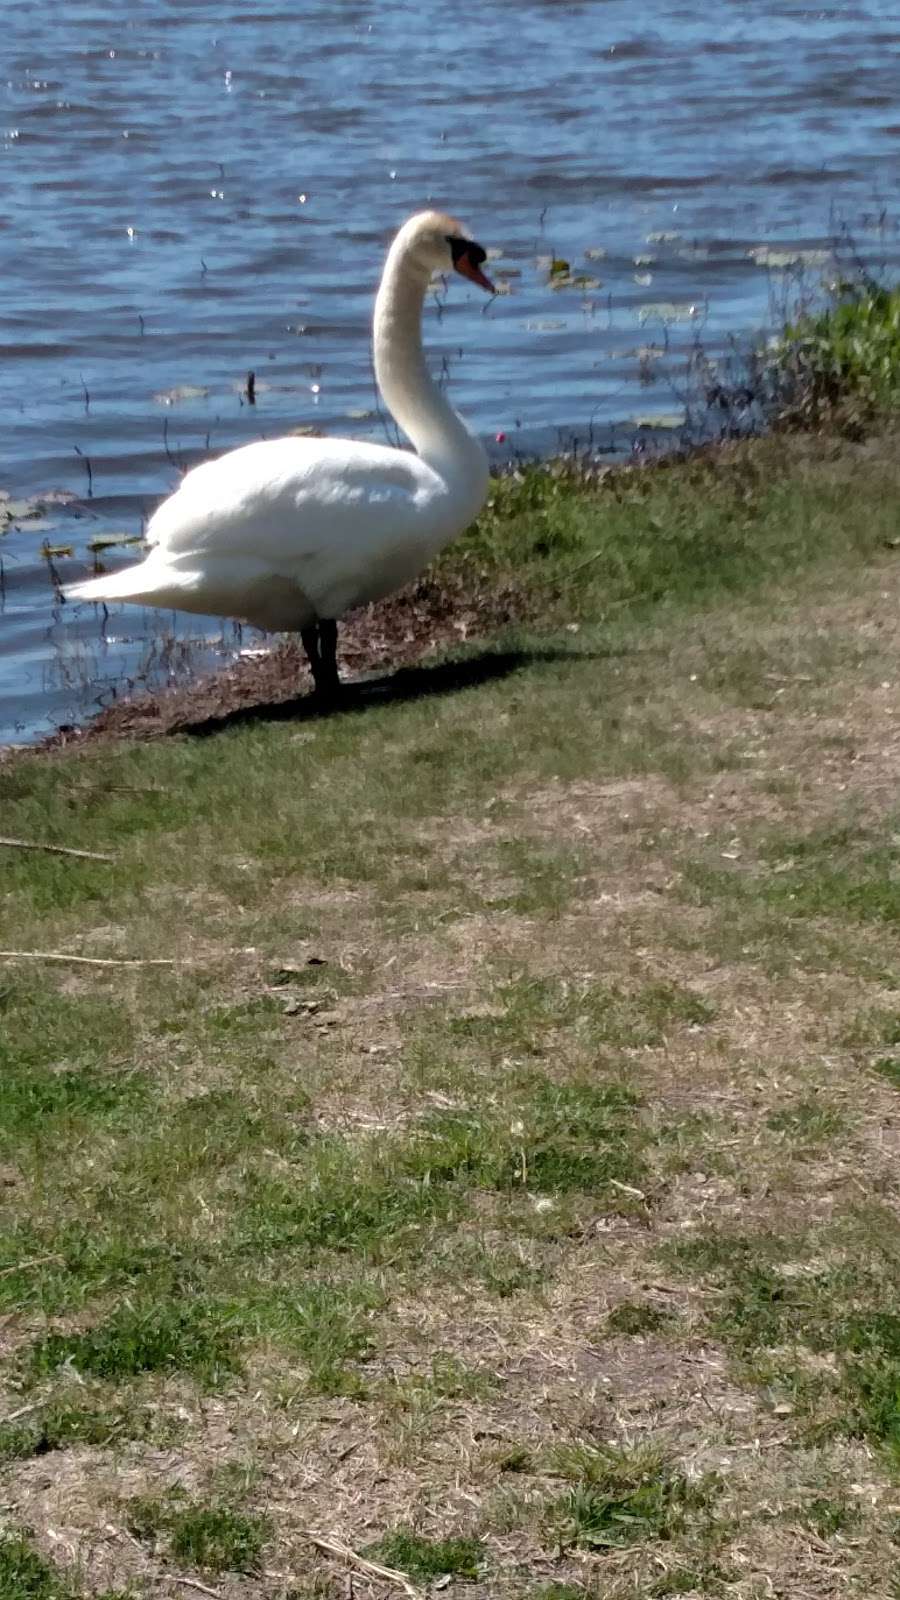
[395,210,495,293]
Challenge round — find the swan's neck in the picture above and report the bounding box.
[373,245,487,491]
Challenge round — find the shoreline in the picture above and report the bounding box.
[4,418,896,763]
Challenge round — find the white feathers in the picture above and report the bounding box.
[65,211,491,633]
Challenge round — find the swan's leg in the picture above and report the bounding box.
[300,624,321,686]
[300,620,340,699]
[317,619,341,697]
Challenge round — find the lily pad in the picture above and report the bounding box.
[525,319,567,333]
[153,384,210,405]
[1,498,46,524]
[41,543,74,558]
[632,410,686,429]
[0,490,76,528]
[230,378,273,396]
[86,533,145,552]
[638,302,698,325]
[646,231,680,244]
[584,247,608,261]
[549,273,601,292]
[537,255,572,277]
[747,246,831,270]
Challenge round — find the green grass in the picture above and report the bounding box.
[0,1536,71,1600]
[127,1490,269,1573]
[605,1301,674,1336]
[668,1214,900,1460]
[544,1442,719,1550]
[3,427,900,1598]
[0,1533,128,1600]
[367,1529,483,1580]
[27,1298,241,1385]
[765,1097,846,1144]
[442,975,713,1053]
[0,1392,172,1461]
[0,980,142,1148]
[255,1279,381,1396]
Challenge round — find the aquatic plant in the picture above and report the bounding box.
[772,281,900,429]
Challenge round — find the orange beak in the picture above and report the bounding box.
[456,248,495,294]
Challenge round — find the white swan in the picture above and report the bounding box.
[65,210,495,696]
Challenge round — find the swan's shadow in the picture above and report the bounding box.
[179,645,614,740]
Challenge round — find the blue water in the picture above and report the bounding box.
[2,0,898,742]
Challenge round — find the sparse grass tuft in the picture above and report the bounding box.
[367,1529,483,1581]
[766,1097,846,1144]
[495,1444,535,1474]
[545,1441,718,1550]
[168,1504,268,1573]
[648,1563,734,1597]
[669,1218,900,1459]
[0,1392,171,1460]
[127,1491,269,1573]
[605,1301,674,1336]
[873,1056,900,1090]
[0,1534,70,1600]
[527,1587,587,1600]
[28,1298,240,1385]
[257,1279,381,1396]
[803,1495,862,1537]
[0,1533,128,1600]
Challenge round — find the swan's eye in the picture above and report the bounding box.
[446,235,495,294]
[447,236,468,262]
[447,237,489,270]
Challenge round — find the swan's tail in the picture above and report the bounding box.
[63,569,159,604]
[63,560,179,606]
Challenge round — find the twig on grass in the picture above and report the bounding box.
[0,835,116,862]
[0,951,176,967]
[172,1579,224,1600]
[0,1252,64,1279]
[305,1532,422,1598]
[0,1400,43,1425]
[608,1177,648,1200]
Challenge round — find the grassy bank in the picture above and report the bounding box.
[2,427,900,1598]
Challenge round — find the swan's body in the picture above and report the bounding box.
[65,211,495,694]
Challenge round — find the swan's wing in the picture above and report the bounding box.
[65,436,455,626]
[148,436,438,567]
[137,434,453,622]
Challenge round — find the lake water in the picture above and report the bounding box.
[2,0,899,744]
